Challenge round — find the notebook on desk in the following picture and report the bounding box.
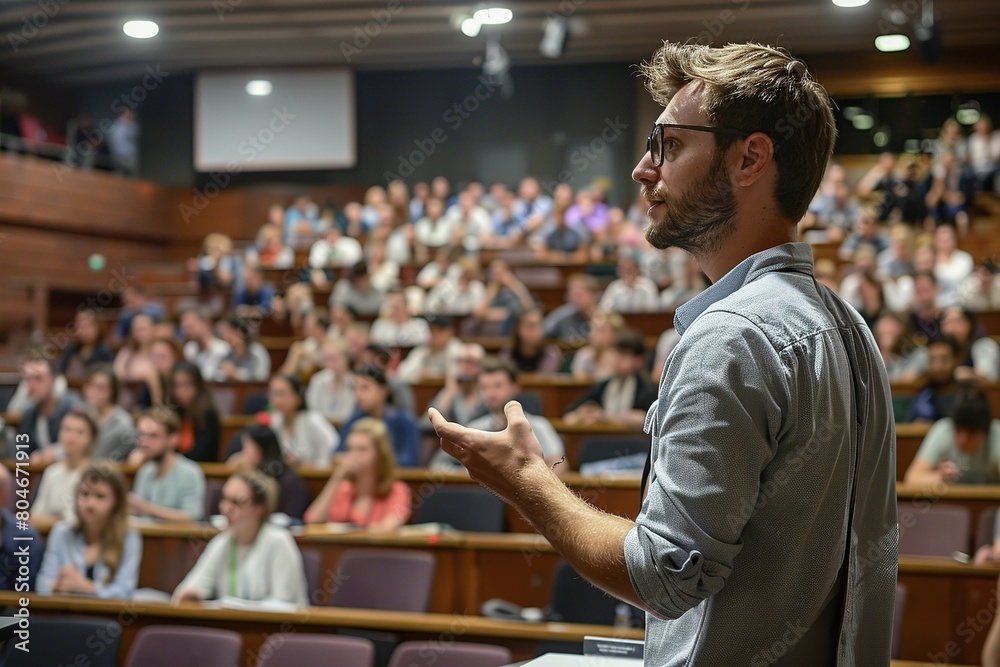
[519,655,641,666]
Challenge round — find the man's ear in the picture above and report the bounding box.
[734,132,774,188]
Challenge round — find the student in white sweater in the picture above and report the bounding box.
[32,409,96,524]
[268,375,340,467]
[172,471,307,605]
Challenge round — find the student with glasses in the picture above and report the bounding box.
[173,470,307,605]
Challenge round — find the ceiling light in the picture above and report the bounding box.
[246,80,273,96]
[842,106,864,120]
[832,0,869,7]
[852,113,876,131]
[123,20,159,39]
[874,34,910,52]
[461,18,481,37]
[473,7,513,25]
[956,102,981,126]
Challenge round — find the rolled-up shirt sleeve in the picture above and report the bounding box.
[624,310,787,619]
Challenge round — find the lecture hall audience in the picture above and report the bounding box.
[6,116,1000,656]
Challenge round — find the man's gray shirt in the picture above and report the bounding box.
[624,243,897,666]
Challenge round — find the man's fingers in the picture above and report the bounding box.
[428,407,492,453]
[503,400,533,438]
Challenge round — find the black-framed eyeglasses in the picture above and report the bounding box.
[646,123,750,167]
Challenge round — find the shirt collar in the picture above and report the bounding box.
[674,242,815,336]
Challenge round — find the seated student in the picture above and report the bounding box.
[113,312,157,382]
[215,316,271,382]
[905,386,1000,486]
[170,361,221,463]
[570,310,624,381]
[30,364,134,465]
[397,315,464,383]
[338,364,420,468]
[563,331,658,429]
[305,338,357,423]
[129,407,207,521]
[32,409,96,524]
[180,308,231,382]
[83,365,136,462]
[370,290,430,348]
[873,314,926,384]
[0,466,43,591]
[941,306,1000,382]
[136,337,180,409]
[20,355,83,458]
[37,461,142,598]
[228,425,310,520]
[426,343,488,426]
[361,343,416,417]
[232,265,277,318]
[188,232,236,292]
[429,356,565,471]
[277,311,329,382]
[905,337,962,423]
[329,261,385,317]
[308,223,364,287]
[598,253,660,313]
[173,471,307,606]
[543,274,600,341]
[499,309,563,375]
[304,418,411,531]
[58,309,113,378]
[264,374,340,467]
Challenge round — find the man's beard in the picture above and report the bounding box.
[643,151,737,255]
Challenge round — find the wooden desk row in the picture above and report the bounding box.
[12,521,999,666]
[1,591,640,667]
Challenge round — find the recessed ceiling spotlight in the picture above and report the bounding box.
[123,20,159,39]
[473,7,513,25]
[874,34,910,52]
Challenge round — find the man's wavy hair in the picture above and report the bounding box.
[639,42,836,222]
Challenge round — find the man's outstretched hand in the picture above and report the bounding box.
[428,401,547,505]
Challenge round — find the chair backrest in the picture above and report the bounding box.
[208,386,237,416]
[896,502,971,557]
[205,478,224,518]
[300,547,325,606]
[387,641,512,667]
[410,486,505,532]
[576,436,650,468]
[2,617,121,667]
[257,634,374,667]
[976,506,999,551]
[516,391,544,418]
[548,560,619,626]
[329,549,436,612]
[892,583,907,659]
[125,625,242,667]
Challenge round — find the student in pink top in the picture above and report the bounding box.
[303,418,411,532]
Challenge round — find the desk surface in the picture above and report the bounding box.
[0,592,643,643]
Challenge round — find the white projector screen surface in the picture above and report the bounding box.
[194,69,355,171]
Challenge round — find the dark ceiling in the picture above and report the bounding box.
[2,0,999,86]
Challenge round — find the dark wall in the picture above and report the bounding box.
[833,92,1000,154]
[78,62,639,204]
